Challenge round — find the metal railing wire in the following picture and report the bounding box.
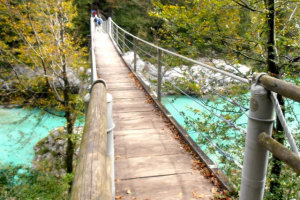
[271,92,299,155]
[101,17,300,199]
[107,17,299,154]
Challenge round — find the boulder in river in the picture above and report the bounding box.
[32,126,83,177]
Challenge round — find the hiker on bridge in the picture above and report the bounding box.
[94,15,103,32]
[91,9,97,17]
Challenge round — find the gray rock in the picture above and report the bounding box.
[32,126,83,177]
[86,68,92,76]
[2,65,87,95]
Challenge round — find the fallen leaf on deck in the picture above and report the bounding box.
[211,187,218,194]
[192,191,204,199]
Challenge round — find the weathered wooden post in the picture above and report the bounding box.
[133,38,137,72]
[239,83,275,200]
[157,49,162,102]
[258,132,300,174]
[71,82,112,200]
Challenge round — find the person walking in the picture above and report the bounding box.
[91,9,97,17]
[94,15,103,31]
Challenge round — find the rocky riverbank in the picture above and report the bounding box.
[32,126,83,177]
[122,51,250,95]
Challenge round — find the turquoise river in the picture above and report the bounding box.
[0,96,299,167]
[0,106,84,166]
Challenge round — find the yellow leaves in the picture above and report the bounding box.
[211,187,218,194]
[224,115,231,120]
[193,191,204,199]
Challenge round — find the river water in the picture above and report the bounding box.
[0,106,84,166]
[162,95,300,167]
[1,96,299,168]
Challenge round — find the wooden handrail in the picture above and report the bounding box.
[254,73,300,102]
[258,132,300,175]
[70,83,112,200]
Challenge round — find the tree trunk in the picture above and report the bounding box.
[265,0,284,198]
[66,110,75,174]
[269,96,284,199]
[57,0,75,175]
[266,0,277,75]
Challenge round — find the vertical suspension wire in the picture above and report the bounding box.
[271,92,299,155]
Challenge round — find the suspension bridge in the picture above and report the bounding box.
[70,17,300,200]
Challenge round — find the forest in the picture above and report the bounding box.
[0,0,299,199]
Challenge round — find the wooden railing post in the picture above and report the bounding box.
[133,38,137,72]
[239,84,275,200]
[157,49,162,101]
[254,73,300,102]
[71,82,112,200]
[258,132,300,174]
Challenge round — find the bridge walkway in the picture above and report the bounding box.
[93,30,215,200]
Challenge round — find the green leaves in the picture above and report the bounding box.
[0,165,70,199]
[150,0,300,76]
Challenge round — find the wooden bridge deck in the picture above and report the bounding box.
[94,31,215,200]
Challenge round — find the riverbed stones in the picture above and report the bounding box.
[32,126,83,177]
[1,65,89,95]
[122,51,250,96]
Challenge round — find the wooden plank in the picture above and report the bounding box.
[110,90,146,99]
[114,128,172,136]
[114,117,167,131]
[115,154,194,180]
[92,31,215,200]
[108,83,137,91]
[113,102,153,112]
[103,76,132,82]
[102,74,133,80]
[113,97,147,104]
[114,111,162,120]
[109,86,138,91]
[106,79,133,85]
[115,173,214,200]
[115,131,183,157]
[107,82,136,88]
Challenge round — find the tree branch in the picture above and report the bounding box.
[231,0,263,12]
